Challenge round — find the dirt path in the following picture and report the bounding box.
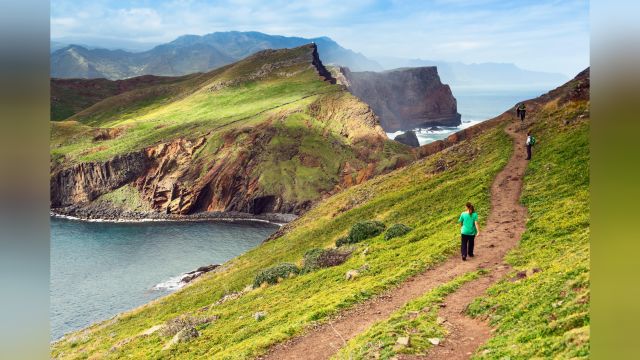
[259,122,528,360]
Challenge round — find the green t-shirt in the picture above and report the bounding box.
[458,212,479,235]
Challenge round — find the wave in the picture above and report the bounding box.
[50,211,286,227]
[153,274,188,291]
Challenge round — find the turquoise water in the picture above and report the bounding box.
[386,89,545,145]
[50,217,278,340]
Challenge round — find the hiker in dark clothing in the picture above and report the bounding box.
[518,103,527,121]
[526,132,536,160]
[516,103,522,119]
[458,202,480,261]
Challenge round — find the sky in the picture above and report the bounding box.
[50,0,589,76]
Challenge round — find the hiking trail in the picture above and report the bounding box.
[259,121,528,360]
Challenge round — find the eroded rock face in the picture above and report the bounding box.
[50,152,150,207]
[340,67,461,132]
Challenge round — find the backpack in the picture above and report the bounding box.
[529,136,536,145]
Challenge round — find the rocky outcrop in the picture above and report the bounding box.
[50,44,410,219]
[340,67,461,132]
[394,131,420,147]
[50,152,150,207]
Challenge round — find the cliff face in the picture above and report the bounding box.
[50,44,414,218]
[340,67,461,132]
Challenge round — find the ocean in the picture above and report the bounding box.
[386,88,546,145]
[50,217,278,340]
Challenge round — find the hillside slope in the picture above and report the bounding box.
[51,88,515,359]
[50,44,413,218]
[51,68,589,359]
[50,74,200,121]
[50,31,381,80]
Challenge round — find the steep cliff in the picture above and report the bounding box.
[340,67,461,132]
[50,44,414,219]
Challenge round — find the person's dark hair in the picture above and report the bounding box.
[527,131,531,136]
[466,202,475,214]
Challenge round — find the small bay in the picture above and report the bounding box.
[50,217,278,340]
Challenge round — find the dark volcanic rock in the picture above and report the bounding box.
[340,67,461,132]
[394,131,420,147]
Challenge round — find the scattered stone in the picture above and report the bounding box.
[346,269,360,280]
[439,303,447,308]
[162,326,199,350]
[406,311,420,320]
[436,317,446,325]
[254,311,267,321]
[396,336,411,346]
[428,337,441,345]
[140,324,164,336]
[516,271,527,279]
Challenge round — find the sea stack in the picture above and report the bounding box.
[339,66,461,132]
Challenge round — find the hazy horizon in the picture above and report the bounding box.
[51,1,589,77]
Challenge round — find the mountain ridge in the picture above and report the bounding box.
[51,31,381,80]
[50,44,413,219]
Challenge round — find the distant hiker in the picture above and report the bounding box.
[517,103,527,121]
[458,202,480,261]
[516,103,522,119]
[526,132,536,160]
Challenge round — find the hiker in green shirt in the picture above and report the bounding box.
[458,202,480,261]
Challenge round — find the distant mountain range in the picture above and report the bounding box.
[50,31,380,79]
[50,31,568,89]
[374,57,568,90]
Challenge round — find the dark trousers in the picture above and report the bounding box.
[526,144,532,160]
[519,110,526,121]
[461,234,475,259]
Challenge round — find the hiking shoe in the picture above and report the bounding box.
[462,257,467,261]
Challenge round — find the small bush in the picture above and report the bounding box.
[302,248,352,273]
[335,236,350,247]
[384,224,413,240]
[160,315,217,337]
[349,220,386,243]
[253,263,300,288]
[335,220,386,246]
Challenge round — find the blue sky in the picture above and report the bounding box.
[51,0,589,76]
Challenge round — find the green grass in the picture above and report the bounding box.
[50,46,415,212]
[334,270,485,360]
[94,184,153,212]
[467,101,590,359]
[51,124,511,359]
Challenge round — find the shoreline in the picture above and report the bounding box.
[50,209,295,227]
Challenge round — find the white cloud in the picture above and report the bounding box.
[50,0,589,75]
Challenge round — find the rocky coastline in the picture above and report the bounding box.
[51,204,295,225]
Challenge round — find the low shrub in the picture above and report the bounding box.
[384,224,413,240]
[335,236,350,247]
[336,220,386,247]
[302,248,352,273]
[160,315,218,337]
[253,263,300,288]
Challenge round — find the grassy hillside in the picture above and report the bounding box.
[51,120,511,358]
[467,94,590,359]
[50,44,413,215]
[331,72,590,360]
[50,74,200,121]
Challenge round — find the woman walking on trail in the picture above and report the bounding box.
[458,202,480,261]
